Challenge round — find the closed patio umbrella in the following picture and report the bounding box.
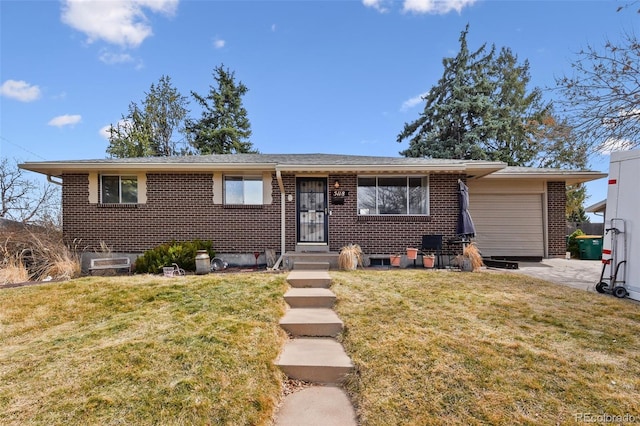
[457,179,476,238]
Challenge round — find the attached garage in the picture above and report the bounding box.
[468,167,608,259]
[469,193,545,258]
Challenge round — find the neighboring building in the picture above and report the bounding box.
[586,199,607,216]
[20,153,606,268]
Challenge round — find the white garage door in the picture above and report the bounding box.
[468,194,545,258]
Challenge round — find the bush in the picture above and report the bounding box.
[134,240,216,274]
[338,244,363,270]
[0,222,80,284]
[567,229,585,259]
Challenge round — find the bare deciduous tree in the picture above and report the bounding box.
[555,28,640,153]
[1,158,60,225]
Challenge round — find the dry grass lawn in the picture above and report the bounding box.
[331,269,640,426]
[0,273,288,426]
[2,269,639,425]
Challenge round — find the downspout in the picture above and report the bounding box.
[47,175,63,186]
[272,168,286,270]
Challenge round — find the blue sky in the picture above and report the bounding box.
[1,0,637,211]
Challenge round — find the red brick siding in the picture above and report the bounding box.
[547,181,567,257]
[62,172,462,255]
[326,173,462,254]
[62,173,281,253]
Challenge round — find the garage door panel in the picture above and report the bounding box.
[473,213,542,221]
[473,205,541,214]
[469,193,544,257]
[476,229,542,242]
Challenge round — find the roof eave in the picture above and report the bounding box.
[585,199,607,213]
[276,162,506,175]
[20,160,507,177]
[19,161,278,177]
[482,171,608,185]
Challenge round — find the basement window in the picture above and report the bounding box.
[224,176,263,205]
[100,175,138,204]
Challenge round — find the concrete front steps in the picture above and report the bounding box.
[284,287,336,308]
[276,338,353,383]
[286,270,332,288]
[275,261,354,384]
[274,261,357,424]
[279,308,344,337]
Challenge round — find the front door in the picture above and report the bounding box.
[297,178,328,245]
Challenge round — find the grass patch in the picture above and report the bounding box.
[3,268,639,425]
[331,269,640,426]
[0,273,288,425]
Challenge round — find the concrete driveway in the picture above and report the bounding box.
[498,258,603,292]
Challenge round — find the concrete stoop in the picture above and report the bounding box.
[274,266,357,425]
[293,261,331,271]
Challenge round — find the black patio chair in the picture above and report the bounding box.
[421,234,444,269]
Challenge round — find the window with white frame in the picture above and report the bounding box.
[357,176,429,215]
[224,176,263,205]
[100,175,138,204]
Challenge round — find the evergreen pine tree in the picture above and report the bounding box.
[187,65,257,155]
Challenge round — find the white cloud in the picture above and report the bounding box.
[403,0,476,14]
[61,0,179,48]
[363,0,475,14]
[597,138,636,155]
[213,38,226,49]
[99,124,112,139]
[48,114,82,128]
[0,80,42,102]
[99,51,135,64]
[100,119,131,139]
[362,0,390,13]
[400,92,428,112]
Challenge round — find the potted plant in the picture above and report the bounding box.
[422,253,436,268]
[390,254,402,267]
[338,244,363,270]
[461,242,483,272]
[406,247,419,260]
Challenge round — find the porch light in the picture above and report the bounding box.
[334,180,340,189]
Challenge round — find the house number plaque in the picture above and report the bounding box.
[331,190,349,205]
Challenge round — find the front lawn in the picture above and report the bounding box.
[331,270,640,425]
[2,269,639,426]
[0,273,288,426]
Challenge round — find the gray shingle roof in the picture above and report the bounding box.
[36,153,493,166]
[19,153,606,184]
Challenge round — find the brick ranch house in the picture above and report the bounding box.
[20,153,606,270]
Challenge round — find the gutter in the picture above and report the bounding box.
[47,175,62,186]
[272,168,286,270]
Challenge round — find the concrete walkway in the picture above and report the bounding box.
[499,258,603,292]
[274,386,356,426]
[273,263,357,425]
[273,258,609,424]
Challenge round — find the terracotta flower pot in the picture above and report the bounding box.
[406,248,418,260]
[423,255,435,268]
[390,255,401,267]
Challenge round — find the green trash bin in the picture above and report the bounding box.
[576,235,603,260]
